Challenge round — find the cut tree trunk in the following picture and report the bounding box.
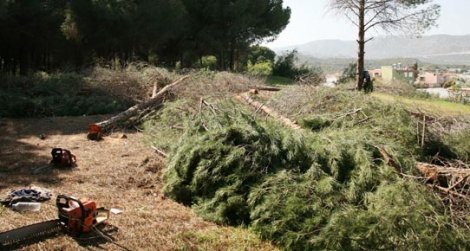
[87,75,189,139]
[252,86,281,91]
[151,82,158,98]
[235,90,301,130]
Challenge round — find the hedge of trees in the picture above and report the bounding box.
[0,0,290,74]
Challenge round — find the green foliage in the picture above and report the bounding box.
[0,0,290,73]
[245,45,275,76]
[298,116,331,131]
[158,97,469,250]
[313,180,465,250]
[265,75,295,86]
[201,56,217,70]
[164,101,312,225]
[338,63,357,84]
[269,87,419,157]
[247,60,273,77]
[0,72,130,117]
[443,128,470,162]
[247,46,276,65]
[143,100,193,152]
[272,50,318,81]
[182,0,290,70]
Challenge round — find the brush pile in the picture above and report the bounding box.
[87,64,177,103]
[143,71,265,150]
[156,93,469,250]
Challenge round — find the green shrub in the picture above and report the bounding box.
[0,72,131,117]
[247,60,273,77]
[272,50,313,80]
[337,62,356,84]
[201,55,217,70]
[443,128,470,162]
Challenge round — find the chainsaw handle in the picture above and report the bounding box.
[56,195,86,235]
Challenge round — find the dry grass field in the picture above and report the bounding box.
[0,115,276,251]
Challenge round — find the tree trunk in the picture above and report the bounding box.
[356,0,366,91]
[229,39,235,71]
[87,75,189,139]
[235,90,301,130]
[19,47,28,75]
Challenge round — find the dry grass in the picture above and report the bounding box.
[84,67,265,106]
[373,79,418,96]
[171,71,265,103]
[373,93,470,117]
[0,116,274,250]
[177,227,279,251]
[86,64,178,104]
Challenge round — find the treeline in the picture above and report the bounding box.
[0,0,290,75]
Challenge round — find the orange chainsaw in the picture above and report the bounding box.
[0,195,108,248]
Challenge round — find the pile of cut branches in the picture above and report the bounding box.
[158,99,469,250]
[89,71,266,138]
[140,79,470,250]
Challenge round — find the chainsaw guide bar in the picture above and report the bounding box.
[0,219,61,248]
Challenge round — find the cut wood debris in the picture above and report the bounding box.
[87,75,190,139]
[235,90,301,129]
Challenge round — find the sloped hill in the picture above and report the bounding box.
[276,34,470,65]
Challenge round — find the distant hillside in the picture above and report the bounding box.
[295,56,432,73]
[275,35,470,66]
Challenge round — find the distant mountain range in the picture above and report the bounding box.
[274,35,470,65]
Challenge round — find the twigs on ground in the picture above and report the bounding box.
[376,146,470,220]
[151,145,168,158]
[201,100,218,116]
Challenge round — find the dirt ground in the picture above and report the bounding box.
[0,115,275,250]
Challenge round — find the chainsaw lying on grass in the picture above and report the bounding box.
[0,195,109,248]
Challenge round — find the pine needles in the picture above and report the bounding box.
[144,85,470,250]
[154,98,469,250]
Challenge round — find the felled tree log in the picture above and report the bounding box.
[416,162,470,181]
[252,86,281,91]
[376,146,469,178]
[87,75,189,139]
[235,91,301,130]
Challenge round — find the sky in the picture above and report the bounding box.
[265,0,470,48]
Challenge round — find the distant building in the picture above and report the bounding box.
[381,65,417,84]
[415,71,446,88]
[368,69,382,78]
